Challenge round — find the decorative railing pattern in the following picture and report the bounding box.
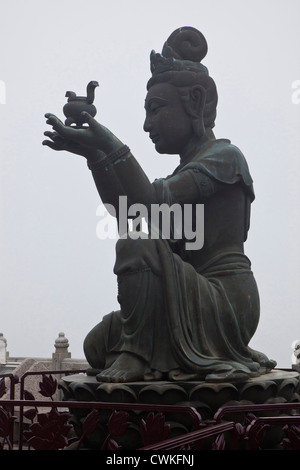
[0,370,300,451]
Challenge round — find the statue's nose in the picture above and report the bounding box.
[143,115,152,132]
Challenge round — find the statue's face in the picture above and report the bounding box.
[144,82,194,155]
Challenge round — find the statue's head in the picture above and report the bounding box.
[144,27,218,155]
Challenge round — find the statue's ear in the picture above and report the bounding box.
[189,85,206,118]
[188,85,206,137]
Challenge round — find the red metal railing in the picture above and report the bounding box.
[0,369,300,450]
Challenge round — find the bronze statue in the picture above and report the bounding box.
[43,26,276,383]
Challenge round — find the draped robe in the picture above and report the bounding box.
[84,138,276,381]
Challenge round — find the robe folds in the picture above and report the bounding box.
[84,139,276,380]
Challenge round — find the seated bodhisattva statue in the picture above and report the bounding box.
[43,27,276,383]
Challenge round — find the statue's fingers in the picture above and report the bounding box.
[44,131,68,146]
[45,115,65,133]
[45,113,64,126]
[42,139,64,151]
[81,111,100,129]
[44,130,54,137]
[45,113,77,139]
[44,130,60,141]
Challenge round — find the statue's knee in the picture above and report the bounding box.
[83,330,104,369]
[84,312,121,369]
[114,237,161,275]
[116,234,149,254]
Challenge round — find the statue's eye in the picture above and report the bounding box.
[145,97,168,115]
[147,99,167,114]
[149,103,161,114]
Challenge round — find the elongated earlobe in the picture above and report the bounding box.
[178,85,206,137]
[192,117,205,138]
[189,86,206,137]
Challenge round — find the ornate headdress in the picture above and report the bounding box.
[149,27,209,79]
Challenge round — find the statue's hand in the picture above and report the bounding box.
[43,112,123,158]
[43,130,102,161]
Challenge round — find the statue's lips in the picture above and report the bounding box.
[150,134,159,143]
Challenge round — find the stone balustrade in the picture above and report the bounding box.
[0,332,88,373]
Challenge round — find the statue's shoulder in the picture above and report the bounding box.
[195,139,246,163]
[179,139,248,173]
[180,139,254,198]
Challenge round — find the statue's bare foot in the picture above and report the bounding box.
[96,352,148,383]
[86,367,101,376]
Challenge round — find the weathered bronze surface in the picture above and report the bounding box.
[43,26,276,383]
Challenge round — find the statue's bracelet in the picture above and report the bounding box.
[87,145,130,171]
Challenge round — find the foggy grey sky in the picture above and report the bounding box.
[0,0,299,368]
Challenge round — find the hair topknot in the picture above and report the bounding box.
[162,26,208,63]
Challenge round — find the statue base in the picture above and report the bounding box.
[60,369,300,450]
